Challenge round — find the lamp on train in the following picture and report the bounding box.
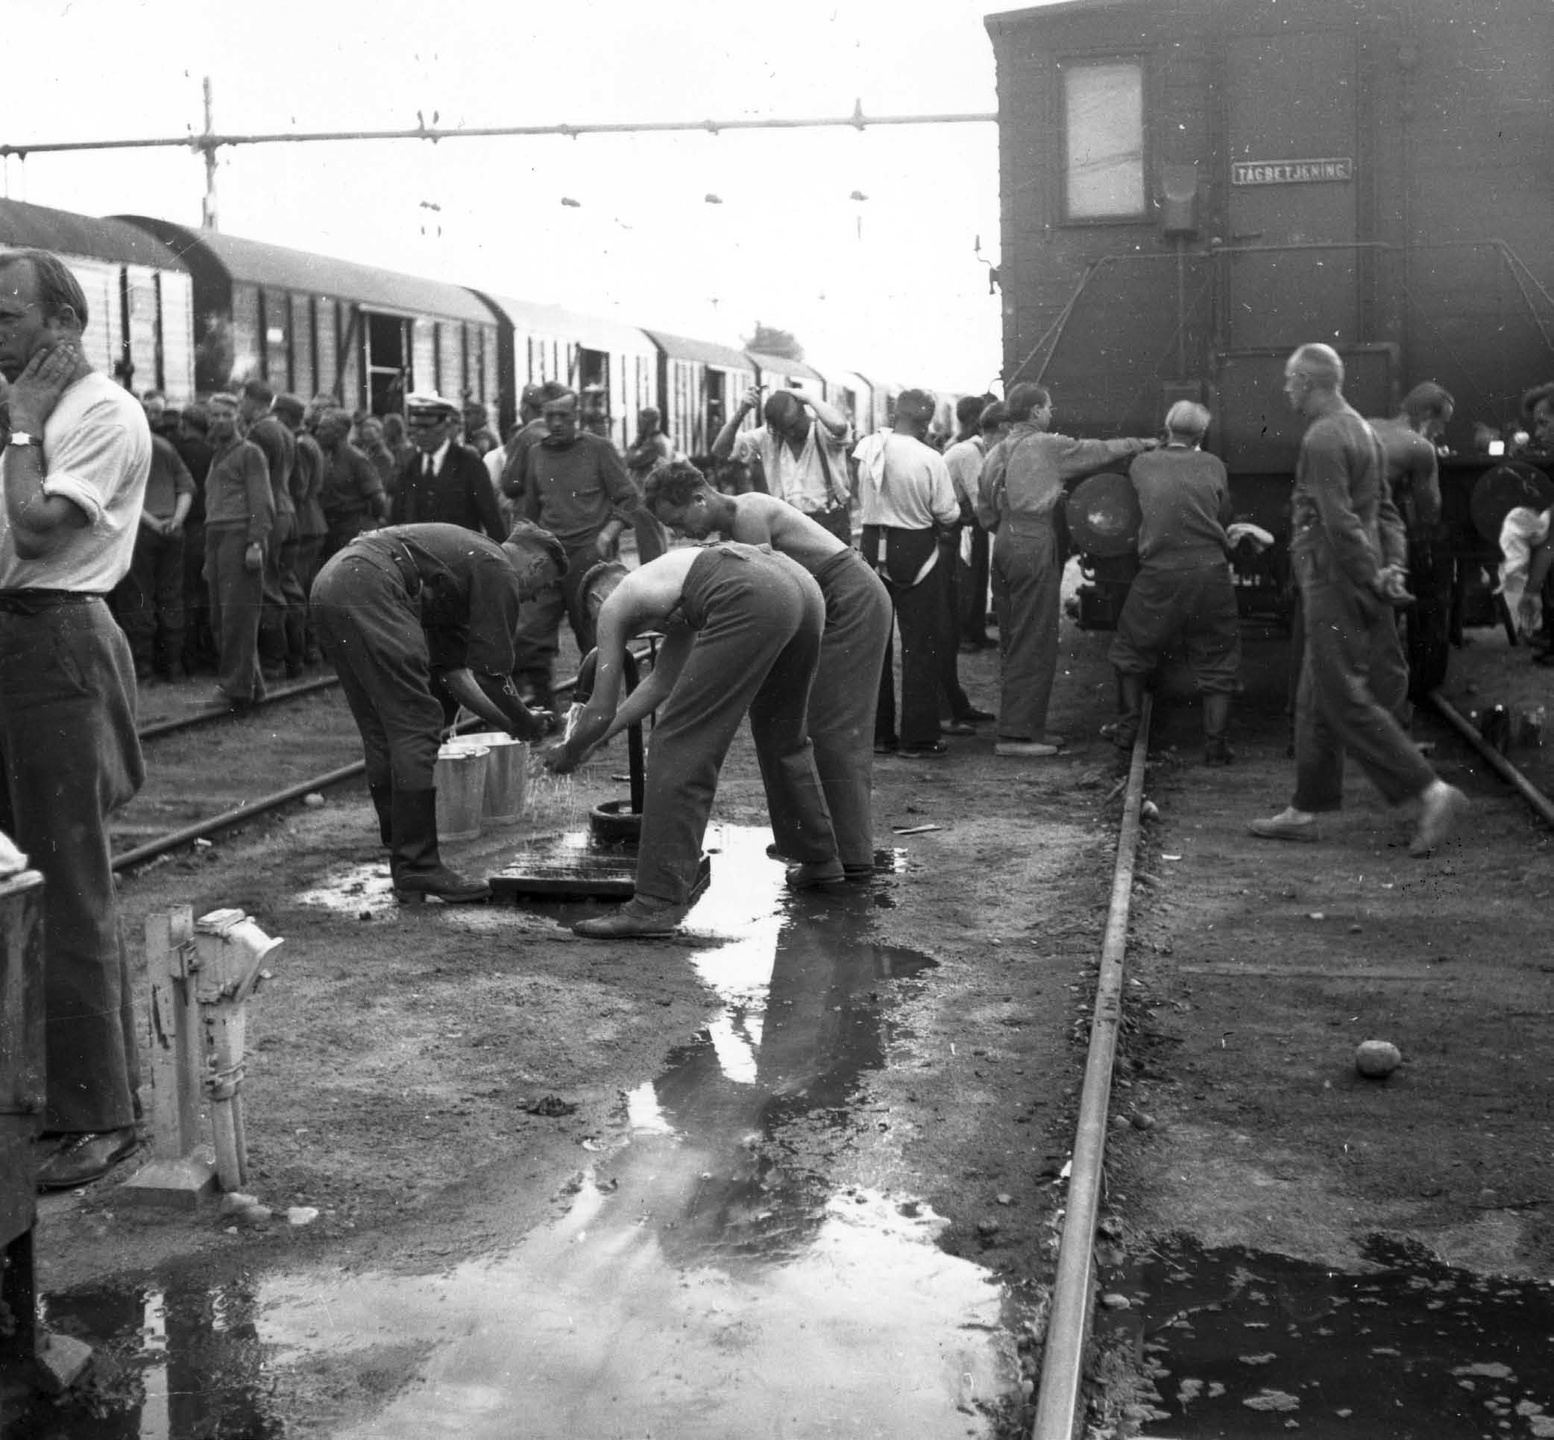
[1160,164,1199,237]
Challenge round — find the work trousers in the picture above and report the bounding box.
[1109,562,1241,693]
[512,538,607,701]
[810,549,892,869]
[636,549,834,906]
[869,527,943,749]
[1291,552,1436,813]
[935,535,974,720]
[295,532,325,660]
[311,546,443,792]
[0,599,144,1132]
[961,524,991,645]
[182,519,215,674]
[259,516,307,673]
[806,504,853,546]
[206,525,266,702]
[115,525,185,674]
[991,520,1063,740]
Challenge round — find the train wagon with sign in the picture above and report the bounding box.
[984,0,1554,688]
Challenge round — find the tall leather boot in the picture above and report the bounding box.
[1203,691,1234,765]
[389,788,491,904]
[1110,672,1146,750]
[369,783,394,847]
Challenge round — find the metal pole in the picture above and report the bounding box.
[201,77,218,232]
[1032,695,1152,1440]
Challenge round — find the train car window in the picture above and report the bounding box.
[1062,60,1145,221]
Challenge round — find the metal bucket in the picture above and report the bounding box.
[434,744,489,841]
[459,732,529,823]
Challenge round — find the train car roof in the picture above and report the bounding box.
[0,198,190,271]
[481,294,656,356]
[745,351,823,382]
[642,330,756,374]
[985,0,1144,31]
[115,215,493,324]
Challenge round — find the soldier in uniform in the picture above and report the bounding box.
[311,521,563,903]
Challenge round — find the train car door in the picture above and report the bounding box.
[1218,27,1363,469]
[365,311,410,416]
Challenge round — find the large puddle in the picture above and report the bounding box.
[24,826,1010,1437]
[1107,1235,1554,1438]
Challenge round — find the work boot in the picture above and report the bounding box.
[1202,692,1234,765]
[786,858,847,891]
[1409,781,1468,857]
[369,783,394,847]
[389,788,491,904]
[573,895,688,938]
[1109,672,1146,750]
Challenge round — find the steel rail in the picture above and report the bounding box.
[1032,694,1153,1440]
[1428,689,1554,830]
[137,675,340,742]
[112,650,641,873]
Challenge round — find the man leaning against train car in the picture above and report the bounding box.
[1250,344,1467,855]
[0,247,151,1190]
[976,382,1156,757]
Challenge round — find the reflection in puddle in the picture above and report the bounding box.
[1114,1236,1554,1438]
[295,860,396,916]
[31,824,1005,1438]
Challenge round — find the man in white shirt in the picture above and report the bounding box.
[0,248,150,1190]
[853,389,962,758]
[711,387,854,542]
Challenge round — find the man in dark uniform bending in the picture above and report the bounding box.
[545,543,840,937]
[643,461,892,880]
[311,521,564,903]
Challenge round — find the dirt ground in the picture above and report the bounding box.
[17,597,1553,1437]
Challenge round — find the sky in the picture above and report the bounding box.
[5,0,1045,395]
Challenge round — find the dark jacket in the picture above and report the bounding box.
[395,442,506,541]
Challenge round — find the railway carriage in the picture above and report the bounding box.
[745,351,826,404]
[117,215,501,419]
[0,198,196,402]
[985,0,1554,671]
[477,294,657,450]
[643,330,758,466]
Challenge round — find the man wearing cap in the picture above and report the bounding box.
[977,383,1156,758]
[508,386,645,717]
[240,379,306,682]
[204,391,274,706]
[852,389,963,758]
[274,394,327,666]
[395,394,505,541]
[311,520,563,903]
[317,407,389,561]
[710,387,854,543]
[496,381,564,508]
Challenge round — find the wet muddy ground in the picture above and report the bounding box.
[9,604,1551,1438]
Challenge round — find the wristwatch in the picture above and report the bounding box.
[6,432,40,448]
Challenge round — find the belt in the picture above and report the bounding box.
[0,589,106,615]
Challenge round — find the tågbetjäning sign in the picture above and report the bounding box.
[1232,157,1354,186]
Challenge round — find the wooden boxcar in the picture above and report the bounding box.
[985,0,1554,636]
[118,215,501,417]
[643,330,758,465]
[478,295,657,451]
[0,198,196,402]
